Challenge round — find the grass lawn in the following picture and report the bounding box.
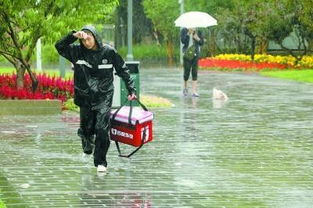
[260,69,313,83]
[0,67,15,74]
[0,67,73,79]
[0,200,6,208]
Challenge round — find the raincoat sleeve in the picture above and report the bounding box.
[112,51,136,95]
[55,31,80,63]
[196,31,204,46]
[180,28,189,45]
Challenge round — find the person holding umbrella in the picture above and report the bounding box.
[181,27,204,97]
[175,11,217,97]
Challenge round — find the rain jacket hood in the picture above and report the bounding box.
[81,25,102,50]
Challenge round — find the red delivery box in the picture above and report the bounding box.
[110,104,153,147]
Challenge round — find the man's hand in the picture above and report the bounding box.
[128,93,137,101]
[73,31,88,40]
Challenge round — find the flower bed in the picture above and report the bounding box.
[199,58,287,71]
[0,73,173,112]
[0,73,73,102]
[199,54,313,71]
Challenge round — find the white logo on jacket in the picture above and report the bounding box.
[76,60,92,68]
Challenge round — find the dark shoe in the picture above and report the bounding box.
[183,88,188,96]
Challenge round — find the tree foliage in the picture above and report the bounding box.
[262,0,313,62]
[0,0,118,89]
[142,0,180,65]
[209,0,313,61]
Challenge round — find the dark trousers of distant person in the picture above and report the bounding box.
[183,57,198,81]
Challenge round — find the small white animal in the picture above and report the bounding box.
[212,88,228,101]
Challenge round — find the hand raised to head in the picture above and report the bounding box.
[73,31,88,40]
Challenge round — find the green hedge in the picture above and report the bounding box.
[1,43,180,66]
[40,43,179,63]
[41,44,59,64]
[0,199,6,208]
[118,44,179,59]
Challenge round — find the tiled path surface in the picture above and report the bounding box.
[0,68,312,207]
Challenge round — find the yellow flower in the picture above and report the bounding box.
[212,53,313,68]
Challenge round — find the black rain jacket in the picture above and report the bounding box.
[55,25,135,109]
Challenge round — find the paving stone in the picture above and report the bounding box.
[0,69,313,207]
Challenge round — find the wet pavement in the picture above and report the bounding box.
[0,68,313,207]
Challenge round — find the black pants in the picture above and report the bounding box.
[78,106,111,167]
[183,57,199,81]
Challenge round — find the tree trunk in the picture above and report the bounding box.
[15,61,26,89]
[166,40,174,66]
[251,37,256,61]
[209,29,217,57]
[256,38,268,54]
[308,39,313,54]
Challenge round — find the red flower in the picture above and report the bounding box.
[0,73,74,106]
[199,58,288,71]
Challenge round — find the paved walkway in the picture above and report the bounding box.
[0,68,312,207]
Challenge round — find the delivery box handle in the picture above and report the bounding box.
[111,98,149,126]
[135,99,148,111]
[111,99,131,125]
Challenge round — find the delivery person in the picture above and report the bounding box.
[55,25,136,172]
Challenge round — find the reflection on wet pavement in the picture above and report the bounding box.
[0,68,312,207]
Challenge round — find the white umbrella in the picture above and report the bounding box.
[174,11,217,28]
